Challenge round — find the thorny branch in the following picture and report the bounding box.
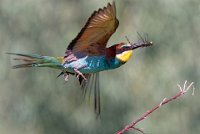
[116,80,195,134]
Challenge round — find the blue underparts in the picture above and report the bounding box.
[63,56,125,74]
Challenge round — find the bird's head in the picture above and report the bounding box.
[115,40,153,63]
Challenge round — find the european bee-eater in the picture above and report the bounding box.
[8,2,153,116]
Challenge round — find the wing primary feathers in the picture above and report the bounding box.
[94,73,101,117]
[94,74,97,116]
[88,74,95,101]
[83,75,91,99]
[80,74,90,92]
[78,73,101,117]
[96,73,101,117]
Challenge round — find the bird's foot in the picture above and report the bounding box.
[64,73,70,82]
[74,68,87,81]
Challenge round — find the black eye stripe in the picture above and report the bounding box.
[122,46,129,51]
[116,46,130,54]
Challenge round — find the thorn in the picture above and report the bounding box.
[144,116,147,119]
[177,84,183,92]
[183,80,187,91]
[192,85,195,96]
[185,82,194,93]
[177,81,194,94]
[159,98,166,107]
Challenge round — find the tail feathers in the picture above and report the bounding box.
[7,52,64,69]
[79,73,101,117]
[12,63,37,69]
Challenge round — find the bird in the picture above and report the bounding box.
[7,2,153,116]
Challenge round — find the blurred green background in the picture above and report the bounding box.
[1,0,200,134]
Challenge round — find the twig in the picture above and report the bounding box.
[116,80,195,134]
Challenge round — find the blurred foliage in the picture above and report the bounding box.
[0,0,200,134]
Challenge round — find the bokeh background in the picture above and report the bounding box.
[1,0,200,133]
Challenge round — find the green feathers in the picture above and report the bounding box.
[7,52,64,69]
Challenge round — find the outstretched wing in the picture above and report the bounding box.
[66,2,119,56]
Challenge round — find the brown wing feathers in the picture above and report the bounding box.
[66,2,118,56]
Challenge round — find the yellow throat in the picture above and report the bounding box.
[116,50,133,63]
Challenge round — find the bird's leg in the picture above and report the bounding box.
[64,73,70,82]
[74,68,87,81]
